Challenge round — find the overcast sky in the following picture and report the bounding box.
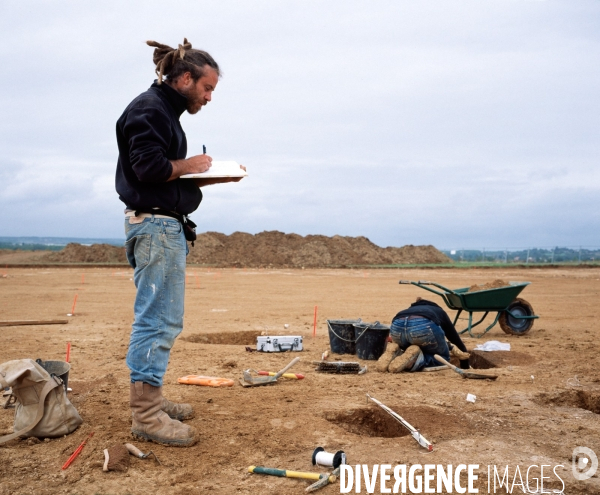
[1,1,599,249]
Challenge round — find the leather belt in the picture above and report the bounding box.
[125,211,174,220]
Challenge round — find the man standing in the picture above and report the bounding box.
[115,39,242,446]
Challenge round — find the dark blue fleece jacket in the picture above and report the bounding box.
[115,81,202,215]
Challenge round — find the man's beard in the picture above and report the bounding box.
[179,86,203,114]
[186,99,202,114]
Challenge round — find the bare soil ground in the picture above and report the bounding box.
[1,267,599,494]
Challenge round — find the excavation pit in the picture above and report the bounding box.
[325,407,409,438]
[182,330,303,346]
[466,350,536,369]
[183,330,262,345]
[325,405,467,439]
[468,352,498,369]
[536,390,600,414]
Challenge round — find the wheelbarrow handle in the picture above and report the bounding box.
[422,281,461,296]
[399,280,458,298]
[417,280,449,289]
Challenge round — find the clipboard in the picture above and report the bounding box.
[180,161,247,179]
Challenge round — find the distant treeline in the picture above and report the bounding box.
[0,242,64,251]
[0,237,124,251]
[441,247,600,264]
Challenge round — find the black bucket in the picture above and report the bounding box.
[327,319,361,355]
[353,322,390,360]
[36,359,70,391]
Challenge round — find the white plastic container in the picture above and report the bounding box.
[256,336,303,352]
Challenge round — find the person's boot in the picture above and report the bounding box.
[130,382,197,447]
[161,397,194,421]
[375,342,400,372]
[388,345,422,373]
[449,346,470,360]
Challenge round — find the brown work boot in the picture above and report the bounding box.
[130,382,197,447]
[375,342,400,372]
[161,397,194,421]
[388,345,422,373]
[450,346,470,360]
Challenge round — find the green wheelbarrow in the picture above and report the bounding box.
[399,280,539,338]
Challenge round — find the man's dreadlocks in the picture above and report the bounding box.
[146,38,220,85]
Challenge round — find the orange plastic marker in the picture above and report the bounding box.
[70,294,78,316]
[178,375,235,387]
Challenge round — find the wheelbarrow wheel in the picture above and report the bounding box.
[499,298,534,335]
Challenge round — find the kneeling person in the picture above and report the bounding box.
[377,298,470,373]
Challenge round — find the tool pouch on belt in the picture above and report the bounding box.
[0,359,82,444]
[183,217,197,245]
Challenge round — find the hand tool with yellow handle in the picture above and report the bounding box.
[257,371,304,379]
[306,466,341,492]
[241,357,300,387]
[248,466,336,483]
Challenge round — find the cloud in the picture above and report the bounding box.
[0,1,599,248]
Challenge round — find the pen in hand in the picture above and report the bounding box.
[201,144,212,174]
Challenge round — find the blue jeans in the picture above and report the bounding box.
[390,317,450,371]
[124,216,187,387]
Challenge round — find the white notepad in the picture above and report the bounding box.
[180,161,247,179]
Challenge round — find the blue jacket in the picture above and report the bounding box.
[115,81,202,214]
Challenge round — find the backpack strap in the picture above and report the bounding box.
[0,376,62,445]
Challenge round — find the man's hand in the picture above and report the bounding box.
[194,165,246,188]
[168,154,213,181]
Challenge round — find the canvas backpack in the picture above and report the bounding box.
[0,359,83,444]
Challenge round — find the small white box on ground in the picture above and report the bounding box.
[466,393,476,403]
[257,336,303,352]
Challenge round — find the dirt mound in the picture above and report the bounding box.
[187,231,451,267]
[10,232,451,267]
[467,279,510,292]
[45,243,127,263]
